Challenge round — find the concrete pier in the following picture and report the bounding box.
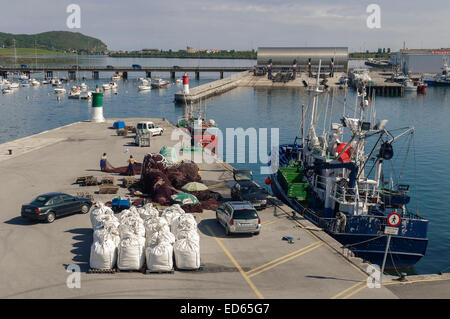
[0,119,448,298]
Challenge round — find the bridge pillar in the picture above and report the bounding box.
[0,70,7,79]
[220,71,224,79]
[170,71,175,79]
[24,71,31,79]
[46,71,53,79]
[195,71,200,80]
[68,71,77,81]
[92,71,99,80]
[146,71,151,78]
[122,71,128,80]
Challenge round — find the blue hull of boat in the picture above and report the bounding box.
[269,144,428,269]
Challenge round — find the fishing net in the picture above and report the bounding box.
[103,160,142,176]
[166,162,202,188]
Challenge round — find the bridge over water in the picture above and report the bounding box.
[0,66,252,80]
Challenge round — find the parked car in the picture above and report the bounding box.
[21,192,92,223]
[173,65,181,69]
[136,121,164,136]
[106,65,114,69]
[216,201,261,236]
[132,64,142,69]
[20,64,28,68]
[71,65,79,69]
[230,169,268,210]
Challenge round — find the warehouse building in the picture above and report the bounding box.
[390,49,450,74]
[257,47,348,72]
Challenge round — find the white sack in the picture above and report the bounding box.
[89,239,117,270]
[146,242,174,272]
[161,204,185,225]
[174,238,200,270]
[117,236,146,270]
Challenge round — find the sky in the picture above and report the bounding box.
[0,0,449,52]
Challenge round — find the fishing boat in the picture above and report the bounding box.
[365,58,392,68]
[423,58,450,86]
[268,60,428,269]
[403,79,417,92]
[151,77,170,88]
[68,90,81,99]
[111,74,121,81]
[54,86,66,94]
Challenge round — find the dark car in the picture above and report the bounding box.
[21,192,92,223]
[173,65,181,69]
[132,64,142,69]
[230,170,268,210]
[71,65,79,69]
[20,64,28,68]
[106,65,114,69]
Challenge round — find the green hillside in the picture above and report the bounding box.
[0,31,107,54]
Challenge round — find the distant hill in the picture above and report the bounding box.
[0,31,107,54]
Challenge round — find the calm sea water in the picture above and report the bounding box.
[0,57,449,275]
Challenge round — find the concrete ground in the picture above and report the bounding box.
[0,118,449,299]
[238,72,347,89]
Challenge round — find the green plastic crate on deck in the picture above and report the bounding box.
[287,183,309,200]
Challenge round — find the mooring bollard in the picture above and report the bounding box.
[8,149,12,155]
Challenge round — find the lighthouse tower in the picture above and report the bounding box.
[183,73,189,94]
[91,87,105,123]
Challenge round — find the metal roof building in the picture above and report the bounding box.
[390,49,450,74]
[257,47,348,71]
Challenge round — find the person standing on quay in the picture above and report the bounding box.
[100,153,107,171]
[128,155,135,176]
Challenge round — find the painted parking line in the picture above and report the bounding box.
[205,225,264,299]
[247,242,324,278]
[246,241,320,276]
[331,280,366,299]
[261,218,282,227]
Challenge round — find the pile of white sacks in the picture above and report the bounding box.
[89,202,200,271]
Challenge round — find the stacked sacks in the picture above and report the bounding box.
[117,207,146,270]
[161,204,184,226]
[138,203,159,221]
[172,213,201,270]
[89,203,121,270]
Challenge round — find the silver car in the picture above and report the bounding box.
[216,201,261,236]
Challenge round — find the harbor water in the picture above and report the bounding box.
[0,57,449,275]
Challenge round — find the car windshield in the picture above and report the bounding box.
[233,209,258,220]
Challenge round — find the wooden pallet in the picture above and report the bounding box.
[98,184,120,194]
[116,129,128,136]
[76,192,94,201]
[125,125,136,133]
[145,269,175,274]
[123,177,138,188]
[88,268,116,274]
[76,176,99,186]
[101,177,115,185]
[175,266,204,272]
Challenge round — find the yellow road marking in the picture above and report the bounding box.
[205,225,264,299]
[261,218,281,227]
[383,277,450,286]
[342,282,368,299]
[246,241,320,275]
[248,242,324,278]
[279,210,368,278]
[331,280,366,299]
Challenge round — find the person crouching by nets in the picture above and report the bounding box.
[128,155,135,176]
[100,153,107,171]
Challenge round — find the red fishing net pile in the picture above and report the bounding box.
[103,160,142,176]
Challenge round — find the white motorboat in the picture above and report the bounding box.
[68,90,81,99]
[139,78,150,85]
[2,87,13,94]
[151,77,170,88]
[80,83,88,90]
[175,78,183,84]
[41,80,49,85]
[52,80,62,87]
[138,85,151,91]
[80,91,92,100]
[102,83,111,90]
[111,74,121,81]
[9,82,19,89]
[21,81,31,87]
[110,82,118,90]
[54,86,66,94]
[31,79,40,86]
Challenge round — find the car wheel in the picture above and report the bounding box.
[80,204,90,214]
[46,212,56,223]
